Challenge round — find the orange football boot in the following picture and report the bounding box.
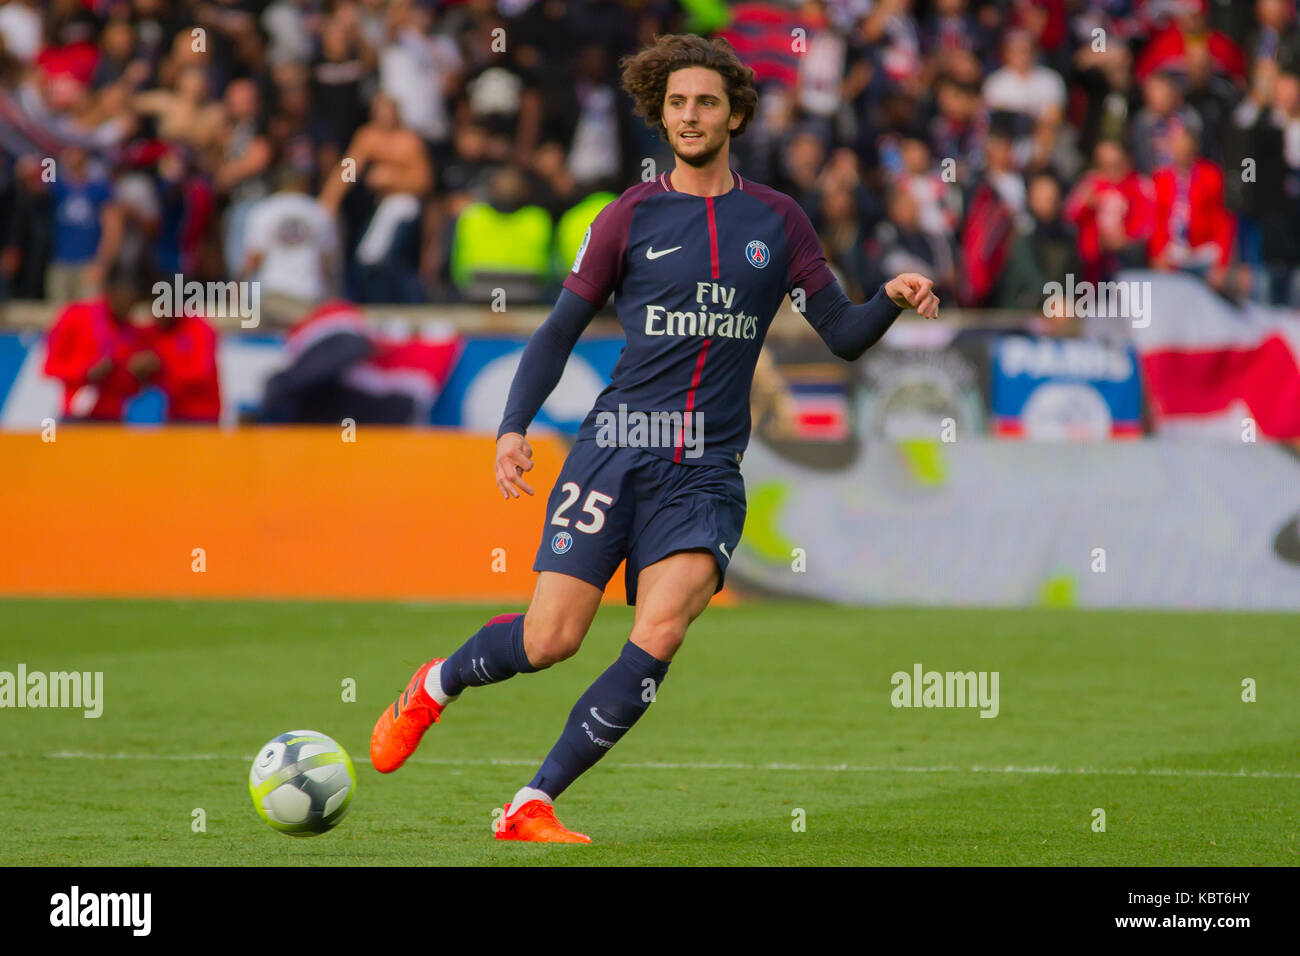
[370,658,448,773]
[495,800,592,844]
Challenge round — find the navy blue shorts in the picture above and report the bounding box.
[533,439,747,605]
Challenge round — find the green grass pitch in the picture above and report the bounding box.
[1,598,1296,865]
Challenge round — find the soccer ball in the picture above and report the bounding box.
[249,730,356,836]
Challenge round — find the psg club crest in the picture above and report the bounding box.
[551,531,573,555]
[745,240,770,269]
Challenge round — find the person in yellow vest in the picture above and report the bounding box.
[450,167,553,302]
[554,191,617,276]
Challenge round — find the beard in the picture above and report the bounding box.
[672,130,726,168]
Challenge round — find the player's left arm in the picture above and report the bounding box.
[782,197,937,362]
[799,273,939,363]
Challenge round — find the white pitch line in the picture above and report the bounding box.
[29,751,1300,779]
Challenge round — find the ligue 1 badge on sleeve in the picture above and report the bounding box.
[573,226,591,273]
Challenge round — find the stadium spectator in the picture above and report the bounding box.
[377,0,460,161]
[983,29,1067,125]
[42,259,154,421]
[1183,41,1240,164]
[91,17,140,92]
[108,145,165,272]
[242,166,340,324]
[793,0,850,138]
[560,45,628,191]
[895,137,959,239]
[214,78,273,278]
[858,0,924,94]
[959,128,1021,305]
[924,0,995,66]
[1226,58,1292,301]
[262,0,315,68]
[1148,120,1235,288]
[1245,0,1300,73]
[46,145,115,304]
[862,189,954,303]
[1065,139,1155,284]
[309,7,374,158]
[131,65,223,153]
[449,166,552,303]
[0,0,42,65]
[1130,71,1203,173]
[457,13,543,168]
[928,75,985,183]
[527,141,582,223]
[1070,36,1141,161]
[147,292,221,423]
[0,153,53,300]
[1135,1,1247,84]
[772,129,828,226]
[263,62,317,177]
[996,172,1081,311]
[319,92,431,303]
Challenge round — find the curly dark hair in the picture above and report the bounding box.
[620,34,758,141]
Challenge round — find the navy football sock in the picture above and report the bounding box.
[440,613,536,697]
[528,640,670,799]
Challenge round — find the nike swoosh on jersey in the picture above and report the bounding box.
[719,542,730,560]
[645,246,682,259]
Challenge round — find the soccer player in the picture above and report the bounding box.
[370,34,940,843]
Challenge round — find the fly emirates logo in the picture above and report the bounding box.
[644,283,758,340]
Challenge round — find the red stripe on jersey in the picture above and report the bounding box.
[705,196,719,279]
[675,338,712,463]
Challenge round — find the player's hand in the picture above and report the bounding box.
[885,273,940,319]
[495,431,535,499]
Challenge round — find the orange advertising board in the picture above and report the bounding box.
[0,427,633,602]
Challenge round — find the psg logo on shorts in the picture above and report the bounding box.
[551,531,573,555]
[745,240,770,269]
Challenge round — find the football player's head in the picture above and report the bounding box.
[620,34,757,168]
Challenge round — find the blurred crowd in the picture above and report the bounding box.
[3,0,1300,315]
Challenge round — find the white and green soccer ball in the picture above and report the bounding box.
[249,730,356,836]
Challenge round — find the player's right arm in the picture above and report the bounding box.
[495,195,631,500]
[494,288,600,499]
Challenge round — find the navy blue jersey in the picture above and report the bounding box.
[561,170,836,468]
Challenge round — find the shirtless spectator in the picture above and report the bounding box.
[320,92,432,303]
[133,66,224,153]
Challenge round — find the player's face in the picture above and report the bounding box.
[662,67,741,168]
